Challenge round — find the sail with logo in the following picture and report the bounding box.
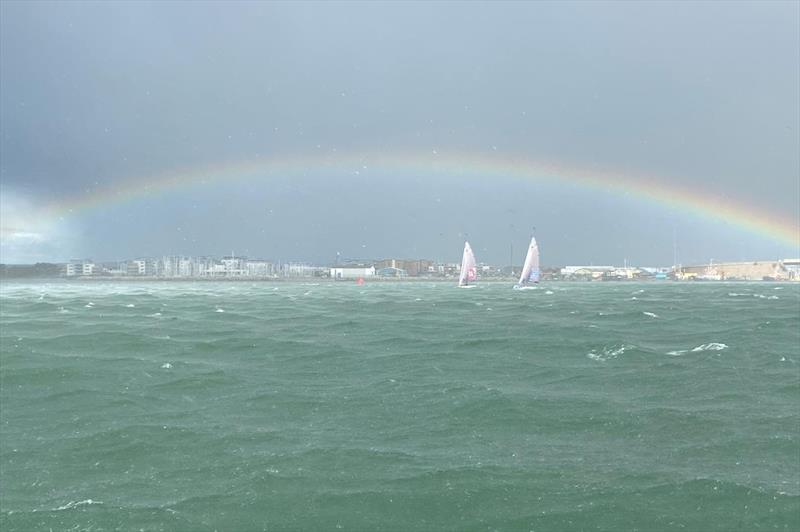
[514,236,540,289]
[458,241,478,288]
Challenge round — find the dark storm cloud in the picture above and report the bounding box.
[1,0,798,263]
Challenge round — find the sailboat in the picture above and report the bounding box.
[514,235,540,289]
[458,241,478,288]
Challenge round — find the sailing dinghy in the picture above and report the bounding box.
[458,241,478,288]
[514,236,540,289]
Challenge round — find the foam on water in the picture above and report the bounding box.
[691,342,729,352]
[53,499,103,511]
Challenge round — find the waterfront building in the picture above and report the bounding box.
[126,259,156,276]
[561,266,615,280]
[64,260,97,276]
[177,257,194,277]
[64,262,78,276]
[376,266,407,277]
[245,260,274,277]
[282,262,318,277]
[330,266,375,279]
[220,256,246,276]
[678,261,790,281]
[374,259,433,277]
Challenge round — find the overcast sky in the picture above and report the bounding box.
[1,0,798,265]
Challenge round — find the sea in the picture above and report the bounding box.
[1,280,798,531]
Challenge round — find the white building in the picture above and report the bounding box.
[127,259,156,276]
[561,266,614,279]
[245,260,274,277]
[220,257,246,276]
[65,260,96,276]
[330,266,375,279]
[282,262,317,277]
[178,258,194,277]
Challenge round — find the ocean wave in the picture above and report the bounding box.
[587,344,633,361]
[691,343,728,352]
[53,499,103,511]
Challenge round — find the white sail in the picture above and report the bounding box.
[517,236,540,285]
[459,241,477,286]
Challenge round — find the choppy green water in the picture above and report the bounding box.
[1,281,798,531]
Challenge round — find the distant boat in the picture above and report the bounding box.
[458,241,478,288]
[514,236,540,289]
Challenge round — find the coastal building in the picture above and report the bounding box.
[330,266,375,279]
[374,259,433,277]
[177,257,194,277]
[437,263,461,277]
[64,260,97,276]
[783,259,800,281]
[561,266,614,280]
[376,266,407,277]
[678,261,789,281]
[127,259,156,276]
[245,260,274,277]
[220,256,246,276]
[282,262,318,277]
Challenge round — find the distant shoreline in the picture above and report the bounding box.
[1,276,796,284]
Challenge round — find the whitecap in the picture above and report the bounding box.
[148,312,162,317]
[161,362,173,369]
[54,499,103,511]
[630,296,638,300]
[691,343,728,352]
[215,308,225,313]
[125,303,135,308]
[666,350,687,356]
[643,311,659,318]
[545,290,554,295]
[587,344,630,361]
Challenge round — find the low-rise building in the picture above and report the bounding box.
[245,260,274,277]
[561,265,614,280]
[374,259,433,277]
[376,266,407,277]
[282,262,318,277]
[678,261,789,281]
[65,260,96,276]
[330,266,375,279]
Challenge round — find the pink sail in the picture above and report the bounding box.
[459,241,478,286]
[517,236,540,285]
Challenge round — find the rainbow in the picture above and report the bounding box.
[45,150,799,248]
